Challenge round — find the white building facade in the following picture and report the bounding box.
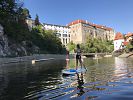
[114,39,124,51]
[114,32,124,51]
[43,23,70,46]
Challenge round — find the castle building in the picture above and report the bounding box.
[26,19,115,46]
[68,19,115,44]
[43,23,70,46]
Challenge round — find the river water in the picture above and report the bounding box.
[0,57,133,100]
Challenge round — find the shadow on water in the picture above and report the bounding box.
[0,60,66,100]
[0,57,133,100]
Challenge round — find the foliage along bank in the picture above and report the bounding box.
[0,0,66,57]
[67,37,114,53]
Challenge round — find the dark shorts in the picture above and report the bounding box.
[76,55,81,59]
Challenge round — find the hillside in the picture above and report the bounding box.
[0,0,66,57]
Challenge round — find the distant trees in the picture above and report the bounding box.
[31,26,66,54]
[125,39,133,52]
[67,41,76,53]
[67,37,114,53]
[81,37,114,53]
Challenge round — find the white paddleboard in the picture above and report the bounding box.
[62,67,87,75]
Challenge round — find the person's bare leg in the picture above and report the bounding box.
[76,59,78,69]
[79,59,83,68]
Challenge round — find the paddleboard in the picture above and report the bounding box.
[62,67,87,75]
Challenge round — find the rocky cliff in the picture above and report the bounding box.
[0,24,39,57]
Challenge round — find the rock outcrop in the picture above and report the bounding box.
[0,24,10,56]
[0,24,39,57]
[118,52,133,58]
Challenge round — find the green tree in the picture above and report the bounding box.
[17,8,31,21]
[31,26,66,54]
[35,14,40,26]
[0,0,16,21]
[67,41,76,53]
[83,36,114,53]
[0,0,66,55]
[0,0,30,41]
[22,8,31,18]
[125,40,133,52]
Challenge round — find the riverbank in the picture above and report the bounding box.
[0,54,74,65]
[118,52,133,58]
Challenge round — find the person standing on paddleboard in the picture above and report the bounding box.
[75,44,83,69]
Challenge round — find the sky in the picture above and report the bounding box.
[24,0,133,34]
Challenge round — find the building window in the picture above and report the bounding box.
[56,33,61,37]
[63,34,67,37]
[63,38,65,44]
[66,39,67,44]
[106,35,108,39]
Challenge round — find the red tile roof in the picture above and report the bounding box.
[123,41,129,46]
[68,19,113,31]
[125,32,133,37]
[114,32,124,40]
[68,19,87,26]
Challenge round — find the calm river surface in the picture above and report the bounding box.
[0,57,133,100]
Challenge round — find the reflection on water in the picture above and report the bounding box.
[76,73,85,97]
[114,57,129,80]
[0,57,133,100]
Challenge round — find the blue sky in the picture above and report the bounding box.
[24,0,133,34]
